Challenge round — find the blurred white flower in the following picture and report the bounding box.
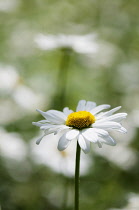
[109,193,139,210]
[0,63,46,124]
[13,85,43,111]
[114,62,139,92]
[0,99,22,124]
[0,128,32,182]
[0,0,19,12]
[10,25,35,57]
[0,64,19,92]
[0,84,44,124]
[35,33,99,54]
[0,128,27,161]
[127,193,139,210]
[30,133,91,177]
[33,100,127,153]
[83,41,122,68]
[94,143,137,170]
[91,42,120,67]
[0,63,44,110]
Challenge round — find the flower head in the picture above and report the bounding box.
[32,100,127,154]
[35,34,98,54]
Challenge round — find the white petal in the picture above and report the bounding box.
[57,133,70,151]
[63,107,73,116]
[48,125,70,135]
[37,109,66,124]
[96,106,121,119]
[82,138,90,154]
[90,104,111,115]
[93,128,116,146]
[36,134,46,145]
[115,127,127,133]
[93,121,121,129]
[78,134,90,153]
[99,135,116,146]
[36,109,49,119]
[76,100,86,111]
[56,125,71,132]
[85,101,96,111]
[97,113,127,123]
[66,129,79,140]
[35,34,57,50]
[40,126,62,135]
[97,141,102,148]
[40,124,56,130]
[44,129,56,135]
[93,128,109,136]
[82,128,98,143]
[32,122,43,127]
[38,120,50,123]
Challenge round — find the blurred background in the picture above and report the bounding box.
[0,0,139,209]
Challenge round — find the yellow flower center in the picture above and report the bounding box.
[66,111,96,129]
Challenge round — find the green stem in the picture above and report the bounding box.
[75,142,81,210]
[58,48,71,108]
[52,48,72,110]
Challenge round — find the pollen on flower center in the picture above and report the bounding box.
[66,111,96,129]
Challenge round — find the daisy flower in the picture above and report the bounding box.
[35,33,98,54]
[32,100,127,154]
